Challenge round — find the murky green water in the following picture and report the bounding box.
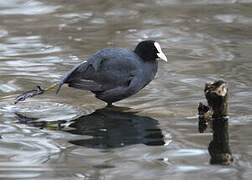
[0,0,252,179]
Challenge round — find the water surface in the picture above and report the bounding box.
[0,0,252,179]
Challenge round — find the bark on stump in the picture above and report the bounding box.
[198,80,233,165]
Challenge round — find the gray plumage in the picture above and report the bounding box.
[56,40,167,105]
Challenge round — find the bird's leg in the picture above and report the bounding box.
[14,83,58,104]
[44,83,58,92]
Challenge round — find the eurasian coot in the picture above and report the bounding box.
[56,40,167,105]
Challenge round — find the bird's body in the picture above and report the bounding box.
[56,40,167,105]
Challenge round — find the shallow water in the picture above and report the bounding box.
[0,0,252,179]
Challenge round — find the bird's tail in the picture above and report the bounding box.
[55,70,73,94]
[56,62,83,94]
[55,80,64,94]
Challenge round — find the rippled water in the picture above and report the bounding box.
[0,0,252,179]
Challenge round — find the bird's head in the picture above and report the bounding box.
[134,40,167,62]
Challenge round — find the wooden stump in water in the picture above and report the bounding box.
[204,80,228,118]
[198,80,233,165]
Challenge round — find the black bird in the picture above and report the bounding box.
[56,40,167,105]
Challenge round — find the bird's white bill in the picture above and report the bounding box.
[157,52,167,62]
[154,42,168,62]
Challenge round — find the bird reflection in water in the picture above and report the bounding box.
[15,106,165,149]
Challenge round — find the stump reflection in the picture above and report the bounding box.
[208,117,233,165]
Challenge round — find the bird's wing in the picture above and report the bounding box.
[56,48,141,94]
[94,75,144,103]
[56,59,105,94]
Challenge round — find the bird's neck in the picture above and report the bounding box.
[143,60,158,81]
